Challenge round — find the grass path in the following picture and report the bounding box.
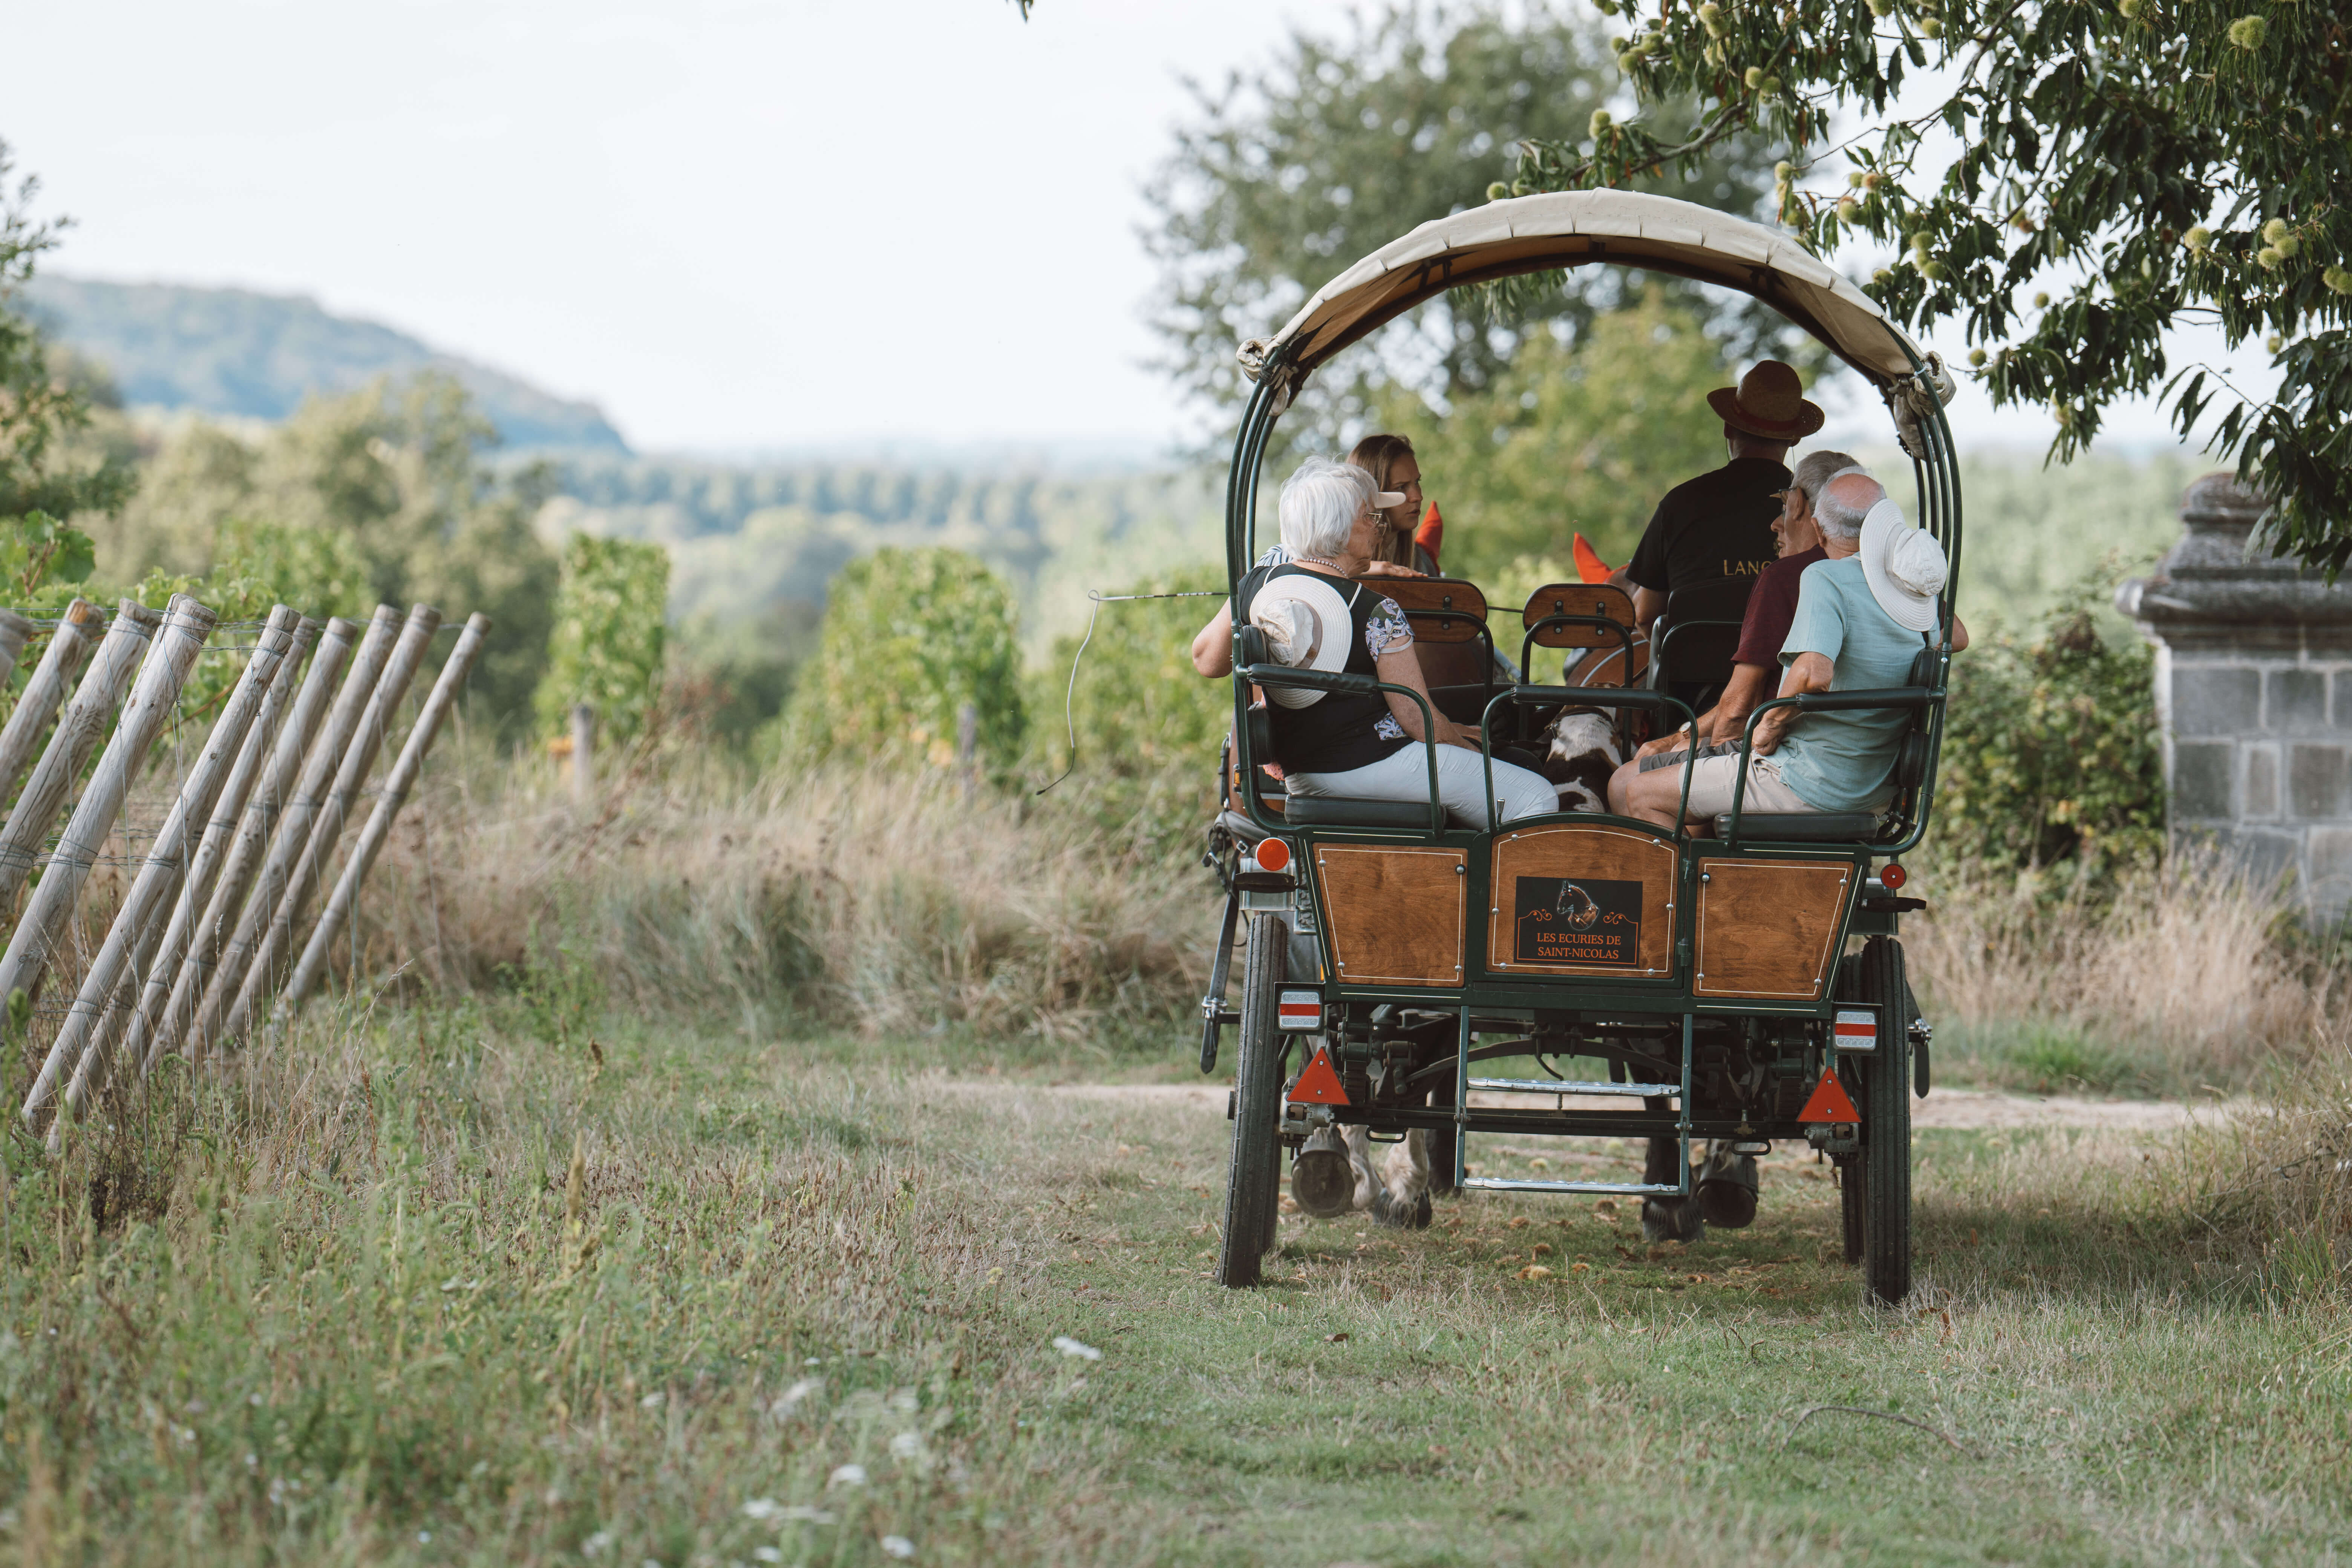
[2,1015,2344,1565]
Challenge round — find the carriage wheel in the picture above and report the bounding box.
[1838,1153,1866,1265]
[1216,912,1287,1289]
[1855,936,1914,1304]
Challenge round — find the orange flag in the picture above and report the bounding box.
[1413,502,1444,568]
[1572,532,1614,584]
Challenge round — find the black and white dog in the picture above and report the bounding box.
[1540,710,1623,813]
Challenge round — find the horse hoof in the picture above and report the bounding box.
[1641,1196,1706,1244]
[1291,1146,1355,1219]
[1696,1151,1759,1229]
[1370,1189,1433,1230]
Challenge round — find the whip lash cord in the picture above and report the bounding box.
[1034,588,1225,796]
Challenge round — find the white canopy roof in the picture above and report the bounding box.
[1246,188,1927,391]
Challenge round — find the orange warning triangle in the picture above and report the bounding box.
[1287,1046,1349,1105]
[1798,1067,1861,1123]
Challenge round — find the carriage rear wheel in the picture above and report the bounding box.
[1839,1153,1866,1264]
[1854,936,1914,1304]
[1216,912,1287,1288]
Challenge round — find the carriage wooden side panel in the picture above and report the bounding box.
[1485,824,1677,978]
[1692,858,1854,1000]
[1312,844,1467,986]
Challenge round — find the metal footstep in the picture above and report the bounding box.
[1451,1015,1696,1199]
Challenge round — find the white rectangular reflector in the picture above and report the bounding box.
[1277,991,1321,1031]
[1833,1009,1877,1053]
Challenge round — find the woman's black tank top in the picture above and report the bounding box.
[1233,563,1414,776]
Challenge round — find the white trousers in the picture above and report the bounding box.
[1288,742,1556,829]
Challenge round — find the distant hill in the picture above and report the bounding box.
[22,275,629,453]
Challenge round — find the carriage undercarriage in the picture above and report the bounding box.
[1203,817,1930,1303]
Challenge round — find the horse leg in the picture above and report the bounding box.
[1370,1128,1433,1230]
[1341,1123,1380,1211]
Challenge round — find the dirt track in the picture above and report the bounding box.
[1031,1080,2219,1130]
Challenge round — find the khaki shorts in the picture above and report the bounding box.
[1674,752,1817,816]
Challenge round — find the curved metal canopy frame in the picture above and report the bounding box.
[1225,190,1960,599]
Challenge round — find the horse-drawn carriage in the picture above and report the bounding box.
[1199,189,1959,1305]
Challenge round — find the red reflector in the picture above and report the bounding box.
[1798,1068,1861,1124]
[1287,1046,1349,1105]
[1255,836,1292,873]
[1879,861,1906,890]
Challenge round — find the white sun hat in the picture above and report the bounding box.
[1248,573,1355,708]
[1857,498,1948,634]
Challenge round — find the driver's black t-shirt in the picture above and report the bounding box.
[1625,456,1792,596]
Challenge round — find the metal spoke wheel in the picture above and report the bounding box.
[1216,912,1287,1288]
[1852,935,1914,1304]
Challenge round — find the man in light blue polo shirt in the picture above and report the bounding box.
[1612,469,1968,827]
[1749,472,1970,807]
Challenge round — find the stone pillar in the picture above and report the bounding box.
[2117,472,2352,922]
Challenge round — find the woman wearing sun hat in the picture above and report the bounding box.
[1191,457,1555,827]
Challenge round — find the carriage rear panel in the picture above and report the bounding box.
[1485,824,1677,979]
[1692,857,1854,1000]
[1312,843,1468,986]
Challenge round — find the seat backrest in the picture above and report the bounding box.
[1652,577,1754,691]
[1886,645,1942,793]
[1381,579,1489,644]
[1520,582,1634,648]
[1523,582,1644,687]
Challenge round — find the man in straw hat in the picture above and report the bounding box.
[1623,359,1827,637]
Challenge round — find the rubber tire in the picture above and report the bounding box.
[1855,936,1914,1304]
[1838,1153,1866,1265]
[1216,912,1287,1288]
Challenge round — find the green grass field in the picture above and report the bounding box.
[3,1007,2346,1566]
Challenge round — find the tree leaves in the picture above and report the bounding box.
[1504,3,2352,572]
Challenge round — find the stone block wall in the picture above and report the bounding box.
[2119,473,2352,925]
[2157,646,2352,915]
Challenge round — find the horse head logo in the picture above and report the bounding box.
[1553,881,1601,931]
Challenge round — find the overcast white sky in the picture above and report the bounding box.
[11,0,2263,460]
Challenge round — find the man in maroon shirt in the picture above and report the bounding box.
[1635,449,1860,760]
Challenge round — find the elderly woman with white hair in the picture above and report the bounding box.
[1191,457,1554,827]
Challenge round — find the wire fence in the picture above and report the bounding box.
[0,592,490,1151]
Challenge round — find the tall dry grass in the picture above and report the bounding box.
[1905,851,2335,1090]
[348,743,1215,1044]
[325,737,2341,1092]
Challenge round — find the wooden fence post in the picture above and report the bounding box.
[26,607,301,1131]
[89,616,321,1096]
[279,613,490,1021]
[185,605,398,1064]
[0,596,216,1124]
[0,599,100,805]
[141,615,358,1075]
[571,702,595,808]
[219,604,442,1049]
[0,600,164,905]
